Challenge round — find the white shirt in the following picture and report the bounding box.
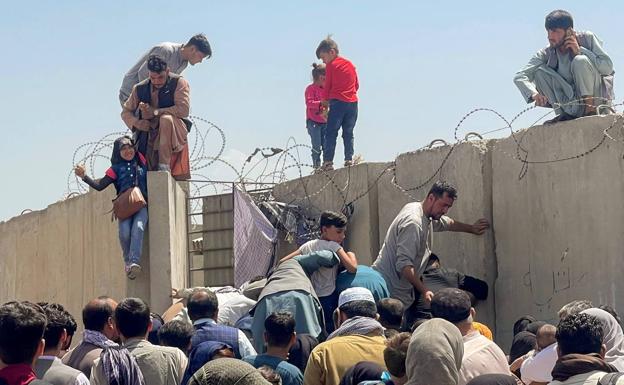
[521,343,558,384]
[299,239,342,297]
[458,331,510,385]
[194,318,257,358]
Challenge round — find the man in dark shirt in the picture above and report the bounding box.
[402,254,488,331]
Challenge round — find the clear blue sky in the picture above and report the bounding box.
[1,1,622,221]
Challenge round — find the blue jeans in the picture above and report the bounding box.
[306,119,326,168]
[324,99,358,163]
[118,206,148,265]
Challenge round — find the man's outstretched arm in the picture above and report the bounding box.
[445,217,490,235]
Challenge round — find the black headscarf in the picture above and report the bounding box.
[339,362,384,385]
[466,374,519,385]
[526,321,547,335]
[512,315,537,336]
[110,136,135,165]
[288,334,319,372]
[509,331,537,363]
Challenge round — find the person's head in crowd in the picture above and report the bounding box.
[406,318,464,385]
[384,332,411,385]
[599,305,623,327]
[581,307,624,370]
[431,288,475,336]
[558,299,593,319]
[146,55,170,89]
[114,298,152,342]
[158,320,195,354]
[288,334,319,372]
[536,324,557,351]
[187,358,270,385]
[257,366,282,385]
[466,374,520,385]
[378,298,404,332]
[39,303,78,355]
[544,10,574,49]
[264,312,296,354]
[513,315,537,336]
[311,63,326,87]
[316,35,339,64]
[319,210,347,244]
[335,287,378,328]
[426,253,442,269]
[525,320,546,335]
[148,312,165,345]
[340,362,385,385]
[187,289,219,322]
[556,313,605,357]
[423,181,457,220]
[0,301,47,366]
[83,296,119,342]
[509,331,537,364]
[183,33,212,65]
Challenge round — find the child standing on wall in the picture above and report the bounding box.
[316,35,359,171]
[74,136,148,280]
[279,210,358,333]
[305,63,327,171]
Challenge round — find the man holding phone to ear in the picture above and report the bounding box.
[514,10,614,124]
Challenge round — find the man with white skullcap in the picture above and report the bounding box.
[303,287,387,385]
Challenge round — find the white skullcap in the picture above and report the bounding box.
[338,287,375,308]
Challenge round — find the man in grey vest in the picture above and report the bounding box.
[62,297,119,379]
[34,303,90,385]
[514,10,614,124]
[119,33,211,105]
[121,55,191,179]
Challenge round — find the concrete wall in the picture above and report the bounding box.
[0,171,188,336]
[270,115,624,348]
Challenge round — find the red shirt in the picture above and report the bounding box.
[305,84,326,123]
[323,56,359,102]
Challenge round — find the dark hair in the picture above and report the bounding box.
[186,33,212,57]
[378,298,404,329]
[40,303,77,350]
[316,35,339,59]
[0,301,47,364]
[83,297,115,332]
[558,300,593,319]
[556,313,604,356]
[114,298,151,339]
[599,305,623,326]
[311,63,326,81]
[427,181,458,200]
[384,332,411,377]
[339,300,377,319]
[265,312,295,348]
[147,55,168,73]
[545,10,573,30]
[188,289,219,321]
[158,320,195,352]
[513,315,537,336]
[257,365,282,385]
[320,210,347,230]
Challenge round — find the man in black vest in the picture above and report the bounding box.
[121,55,191,179]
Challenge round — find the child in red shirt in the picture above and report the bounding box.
[316,36,359,170]
[305,63,327,170]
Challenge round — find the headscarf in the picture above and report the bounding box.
[327,316,385,340]
[338,361,384,385]
[99,346,145,385]
[509,331,537,364]
[288,334,319,372]
[466,373,520,385]
[526,321,546,335]
[406,318,464,385]
[581,308,624,370]
[110,136,135,165]
[187,358,270,385]
[513,315,536,336]
[83,329,118,349]
[473,322,493,341]
[551,353,618,382]
[182,341,233,385]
